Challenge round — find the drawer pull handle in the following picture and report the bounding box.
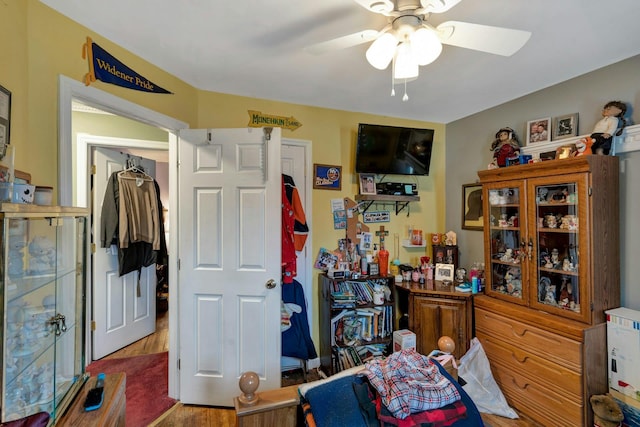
[512,326,527,337]
[512,352,527,363]
[512,377,529,390]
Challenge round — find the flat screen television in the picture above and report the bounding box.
[355,123,434,176]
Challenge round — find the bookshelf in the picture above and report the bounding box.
[318,274,395,375]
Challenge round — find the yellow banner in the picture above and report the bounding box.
[247,110,301,131]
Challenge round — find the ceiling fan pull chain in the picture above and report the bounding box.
[402,80,409,102]
[391,58,396,96]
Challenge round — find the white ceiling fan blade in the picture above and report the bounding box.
[437,21,531,56]
[420,0,462,14]
[304,30,379,55]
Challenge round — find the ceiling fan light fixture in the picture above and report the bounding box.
[393,42,419,80]
[410,27,443,65]
[368,0,394,13]
[366,32,398,70]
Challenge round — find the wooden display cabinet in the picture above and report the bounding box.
[476,156,620,426]
[394,280,473,360]
[318,274,395,375]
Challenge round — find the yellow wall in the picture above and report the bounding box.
[2,1,447,349]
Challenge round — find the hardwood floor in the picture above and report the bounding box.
[114,310,540,426]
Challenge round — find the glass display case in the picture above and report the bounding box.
[486,183,525,302]
[480,156,619,325]
[1,204,88,423]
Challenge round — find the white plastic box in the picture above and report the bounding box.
[393,329,416,352]
[607,307,640,403]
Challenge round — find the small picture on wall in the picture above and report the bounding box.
[526,117,551,145]
[359,173,377,195]
[553,113,579,140]
[462,183,483,231]
[313,164,342,190]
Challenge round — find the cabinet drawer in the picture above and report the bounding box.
[476,332,582,398]
[475,308,581,371]
[488,358,583,427]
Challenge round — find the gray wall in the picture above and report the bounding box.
[445,54,640,310]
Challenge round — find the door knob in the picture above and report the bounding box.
[265,279,277,289]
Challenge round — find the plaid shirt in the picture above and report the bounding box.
[365,349,461,419]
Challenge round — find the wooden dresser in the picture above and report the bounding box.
[394,280,474,360]
[475,296,606,426]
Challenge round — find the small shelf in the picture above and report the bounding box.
[355,194,420,216]
[402,239,426,248]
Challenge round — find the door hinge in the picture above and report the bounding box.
[91,165,96,175]
[91,320,96,331]
[91,243,96,253]
[178,359,180,370]
[588,187,592,196]
[178,259,181,270]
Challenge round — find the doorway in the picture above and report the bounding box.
[59,76,315,400]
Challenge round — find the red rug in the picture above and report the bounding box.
[87,352,176,426]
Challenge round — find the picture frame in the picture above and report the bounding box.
[552,113,579,140]
[313,164,342,190]
[434,263,454,282]
[526,117,551,145]
[462,183,483,231]
[0,84,11,160]
[358,173,377,195]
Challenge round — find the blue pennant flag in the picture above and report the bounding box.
[82,37,172,94]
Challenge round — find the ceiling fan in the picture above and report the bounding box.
[306,0,531,97]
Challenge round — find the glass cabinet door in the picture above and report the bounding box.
[528,174,589,322]
[1,212,87,423]
[484,181,526,304]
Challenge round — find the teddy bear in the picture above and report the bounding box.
[28,236,56,274]
[590,393,623,427]
[504,267,522,297]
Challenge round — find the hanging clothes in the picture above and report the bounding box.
[282,174,309,284]
[282,279,317,360]
[283,174,309,251]
[100,170,167,276]
[282,176,297,284]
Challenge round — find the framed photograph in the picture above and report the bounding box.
[526,117,551,145]
[0,84,11,160]
[553,113,579,140]
[313,164,342,190]
[434,263,454,282]
[462,183,483,231]
[358,173,377,195]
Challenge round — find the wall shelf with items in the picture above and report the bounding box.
[401,239,426,248]
[355,194,420,216]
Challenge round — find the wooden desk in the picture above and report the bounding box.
[58,372,126,427]
[234,384,299,427]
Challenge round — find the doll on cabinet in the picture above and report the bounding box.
[489,127,521,168]
[590,100,627,155]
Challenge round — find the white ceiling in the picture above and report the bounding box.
[43,0,640,123]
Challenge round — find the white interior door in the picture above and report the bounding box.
[178,127,282,406]
[92,147,157,359]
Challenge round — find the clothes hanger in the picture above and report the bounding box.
[118,156,153,182]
